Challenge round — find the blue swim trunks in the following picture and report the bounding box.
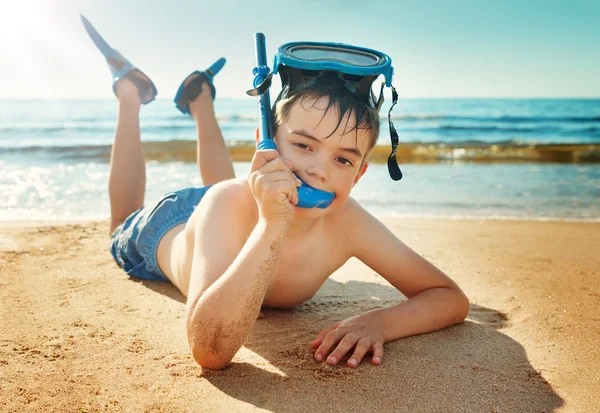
[109,185,213,282]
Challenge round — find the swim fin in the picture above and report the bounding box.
[174,58,226,115]
[80,14,158,105]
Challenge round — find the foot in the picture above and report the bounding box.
[174,57,226,115]
[187,77,214,117]
[108,51,157,105]
[80,15,157,105]
[114,77,142,106]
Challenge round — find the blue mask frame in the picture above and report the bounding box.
[273,41,394,88]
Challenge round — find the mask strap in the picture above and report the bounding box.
[288,71,370,103]
[375,82,385,111]
[246,72,273,97]
[387,86,403,181]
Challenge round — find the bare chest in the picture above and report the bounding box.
[262,233,347,308]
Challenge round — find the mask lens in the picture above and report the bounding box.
[287,45,381,67]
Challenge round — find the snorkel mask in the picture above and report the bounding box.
[248,33,402,209]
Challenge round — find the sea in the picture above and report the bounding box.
[1,98,599,222]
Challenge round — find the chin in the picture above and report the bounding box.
[293,196,347,218]
[293,205,326,219]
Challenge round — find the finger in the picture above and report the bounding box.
[347,338,374,368]
[250,149,280,173]
[260,170,298,186]
[326,334,360,365]
[371,341,384,365]
[267,180,297,204]
[314,329,345,362]
[250,159,294,189]
[259,157,293,175]
[267,171,301,189]
[259,171,299,203]
[311,323,340,349]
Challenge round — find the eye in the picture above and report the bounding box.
[293,143,311,151]
[336,157,354,167]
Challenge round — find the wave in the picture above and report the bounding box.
[439,125,547,133]
[0,124,200,135]
[435,125,600,134]
[165,113,600,124]
[391,114,600,123]
[14,113,596,127]
[1,140,598,164]
[164,114,257,122]
[3,123,599,138]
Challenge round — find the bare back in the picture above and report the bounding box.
[156,177,354,307]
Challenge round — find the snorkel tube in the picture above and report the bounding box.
[247,33,335,209]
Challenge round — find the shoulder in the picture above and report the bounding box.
[202,177,255,212]
[325,196,378,255]
[204,177,253,202]
[187,177,257,234]
[329,196,373,226]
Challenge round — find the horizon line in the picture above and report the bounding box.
[1,96,599,101]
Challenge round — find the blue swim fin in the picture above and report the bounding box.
[80,14,157,105]
[174,58,226,115]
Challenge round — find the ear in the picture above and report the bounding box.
[352,160,369,187]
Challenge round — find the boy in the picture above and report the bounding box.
[98,34,469,371]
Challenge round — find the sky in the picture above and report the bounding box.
[0,0,598,100]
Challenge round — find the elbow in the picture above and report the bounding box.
[454,289,470,323]
[186,306,234,370]
[193,352,232,371]
[187,322,236,370]
[190,342,233,370]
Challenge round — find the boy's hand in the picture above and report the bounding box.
[248,149,302,223]
[311,313,385,368]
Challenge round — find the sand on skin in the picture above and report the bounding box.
[0,218,598,412]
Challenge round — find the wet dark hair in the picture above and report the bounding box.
[272,79,381,158]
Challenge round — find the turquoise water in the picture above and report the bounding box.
[1,98,599,148]
[0,98,599,221]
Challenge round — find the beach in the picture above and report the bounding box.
[1,217,598,412]
[2,0,599,410]
[1,97,599,412]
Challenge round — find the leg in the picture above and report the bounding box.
[188,83,235,185]
[108,79,146,234]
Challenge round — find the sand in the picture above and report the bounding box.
[1,218,598,412]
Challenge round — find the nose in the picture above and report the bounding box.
[305,155,329,183]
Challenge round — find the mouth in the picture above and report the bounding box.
[293,173,325,192]
[294,175,336,209]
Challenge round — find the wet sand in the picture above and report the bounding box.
[1,218,598,412]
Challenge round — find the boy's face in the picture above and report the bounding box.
[274,96,371,217]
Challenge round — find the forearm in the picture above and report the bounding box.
[187,219,289,368]
[366,287,469,343]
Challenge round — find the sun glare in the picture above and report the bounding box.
[0,0,75,99]
[0,1,51,47]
